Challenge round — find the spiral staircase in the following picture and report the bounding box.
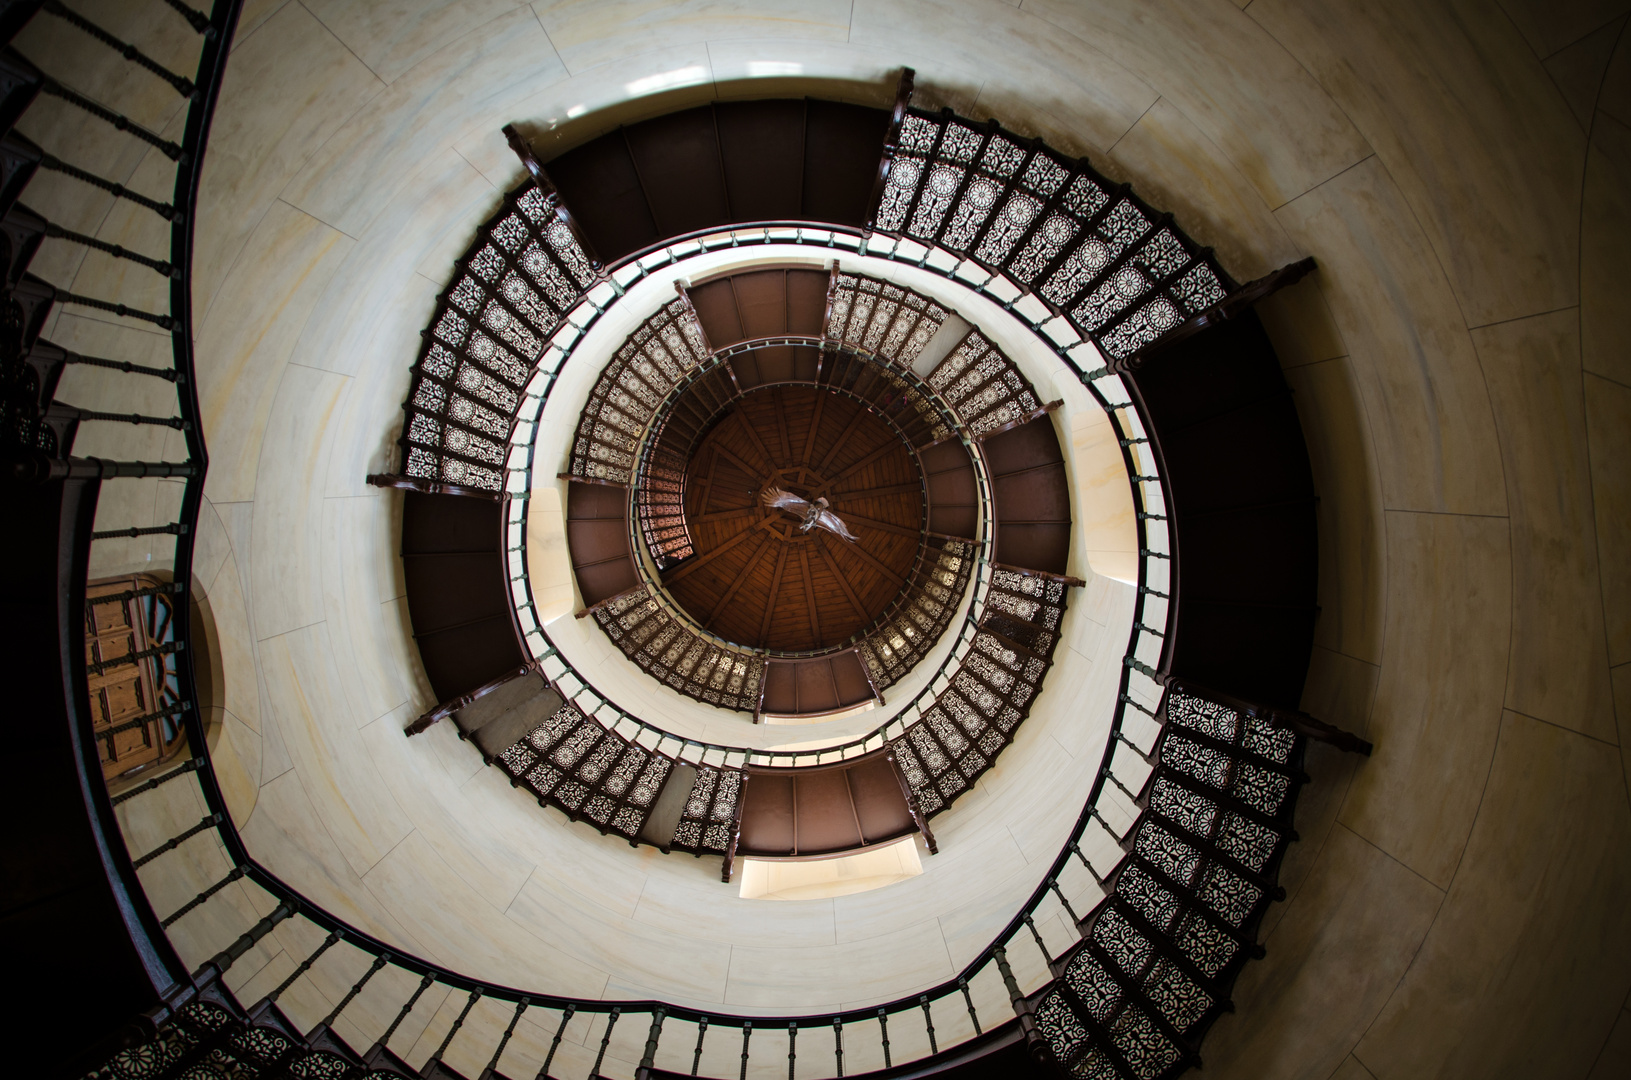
[0,5,1406,1078]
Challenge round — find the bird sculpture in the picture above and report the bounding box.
[761,487,860,543]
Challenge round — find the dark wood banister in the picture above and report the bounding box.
[365,471,501,500]
[863,67,916,234]
[500,121,605,274]
[401,663,534,736]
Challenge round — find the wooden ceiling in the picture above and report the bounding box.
[663,384,924,652]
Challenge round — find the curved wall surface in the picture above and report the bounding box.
[27,0,1631,1077]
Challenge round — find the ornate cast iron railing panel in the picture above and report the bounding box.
[823,271,1054,441]
[1031,685,1307,1079]
[890,567,1065,816]
[494,693,677,842]
[857,535,975,693]
[669,763,744,857]
[568,295,710,486]
[825,271,948,364]
[402,184,597,491]
[593,585,766,712]
[869,107,1232,362]
[925,326,1047,438]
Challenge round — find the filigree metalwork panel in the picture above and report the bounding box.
[1064,950,1124,1022]
[1161,736,1231,791]
[669,765,744,855]
[882,574,1064,815]
[1174,911,1237,978]
[1135,822,1201,888]
[1117,863,1181,933]
[1197,864,1261,928]
[399,181,595,490]
[878,561,1068,818]
[825,274,948,367]
[1108,1006,1181,1080]
[1241,715,1297,764]
[1093,906,1153,976]
[1147,777,1218,838]
[571,298,709,484]
[1038,988,1094,1067]
[481,697,670,840]
[1213,812,1280,873]
[858,540,972,691]
[594,587,764,714]
[867,106,1240,368]
[1144,958,1211,1032]
[1231,761,1291,816]
[1166,692,1239,743]
[1068,1047,1123,1080]
[923,329,1043,436]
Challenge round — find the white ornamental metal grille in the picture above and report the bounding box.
[568,298,710,485]
[496,697,676,842]
[824,273,1048,438]
[889,570,1068,817]
[1033,684,1307,1080]
[592,586,765,714]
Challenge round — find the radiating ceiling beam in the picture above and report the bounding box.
[830,481,924,501]
[798,391,827,480]
[825,533,906,587]
[799,547,821,644]
[704,531,775,628]
[818,541,870,623]
[815,405,868,473]
[811,439,902,498]
[829,510,919,539]
[662,515,772,585]
[758,543,791,644]
[731,407,778,473]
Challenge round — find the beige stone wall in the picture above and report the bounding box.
[22,0,1631,1076]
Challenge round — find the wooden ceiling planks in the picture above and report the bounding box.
[666,384,923,652]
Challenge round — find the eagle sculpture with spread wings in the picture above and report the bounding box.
[761,487,860,543]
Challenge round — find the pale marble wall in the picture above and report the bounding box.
[21,0,1631,1076]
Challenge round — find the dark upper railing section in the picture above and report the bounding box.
[390,181,599,493]
[542,99,888,263]
[1111,310,1319,711]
